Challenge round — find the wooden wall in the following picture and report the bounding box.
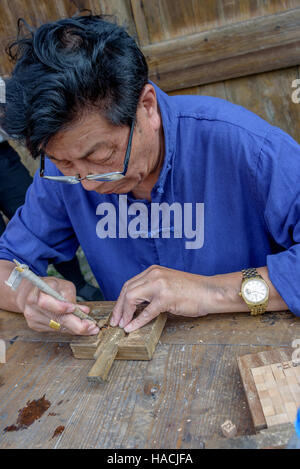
[0,0,300,174]
[0,0,136,76]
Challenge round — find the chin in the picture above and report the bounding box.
[81,176,139,195]
[90,182,127,195]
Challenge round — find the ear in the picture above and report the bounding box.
[137,84,160,131]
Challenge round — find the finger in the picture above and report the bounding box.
[24,304,99,336]
[110,265,162,326]
[123,301,162,333]
[118,280,163,329]
[110,279,147,326]
[118,282,153,328]
[76,304,91,314]
[24,304,56,332]
[29,289,81,317]
[27,278,91,317]
[41,277,78,304]
[49,309,99,335]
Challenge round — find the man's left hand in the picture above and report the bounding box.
[110,265,217,332]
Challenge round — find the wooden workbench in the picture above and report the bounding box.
[0,302,299,449]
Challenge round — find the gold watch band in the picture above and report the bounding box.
[241,267,259,279]
[249,304,268,316]
[240,268,269,316]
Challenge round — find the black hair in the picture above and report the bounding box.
[1,14,148,158]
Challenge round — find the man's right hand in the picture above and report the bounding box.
[0,261,99,335]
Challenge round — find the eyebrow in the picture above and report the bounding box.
[47,141,112,161]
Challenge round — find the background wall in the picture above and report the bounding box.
[1,0,300,285]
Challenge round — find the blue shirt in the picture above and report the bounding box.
[1,83,300,316]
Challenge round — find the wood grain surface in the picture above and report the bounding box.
[238,348,300,431]
[1,303,299,448]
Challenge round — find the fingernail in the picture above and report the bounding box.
[66,305,75,313]
[119,319,125,328]
[124,324,133,333]
[110,318,117,327]
[88,325,99,334]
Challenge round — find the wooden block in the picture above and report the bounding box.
[245,353,300,429]
[270,363,285,381]
[266,413,289,427]
[0,339,5,363]
[253,374,264,384]
[238,348,296,432]
[70,309,112,358]
[268,388,285,415]
[87,328,125,384]
[70,310,167,361]
[277,385,294,407]
[255,383,266,392]
[284,402,298,423]
[283,367,297,378]
[260,398,275,417]
[257,389,269,400]
[263,368,276,388]
[117,312,167,360]
[251,367,265,376]
[221,420,237,438]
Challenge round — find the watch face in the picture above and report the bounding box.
[242,279,268,304]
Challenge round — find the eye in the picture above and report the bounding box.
[90,150,115,165]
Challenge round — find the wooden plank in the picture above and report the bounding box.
[160,311,299,346]
[0,301,115,344]
[237,348,296,432]
[132,0,300,45]
[121,343,259,448]
[71,311,167,360]
[0,339,256,448]
[2,307,298,348]
[87,327,125,383]
[0,308,298,448]
[142,9,300,91]
[117,311,167,360]
[97,0,137,38]
[252,360,300,426]
[130,0,151,46]
[0,340,149,448]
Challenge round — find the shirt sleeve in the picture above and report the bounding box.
[0,158,79,275]
[256,127,300,316]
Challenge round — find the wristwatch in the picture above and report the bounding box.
[239,268,269,315]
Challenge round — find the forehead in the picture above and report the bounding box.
[45,112,119,159]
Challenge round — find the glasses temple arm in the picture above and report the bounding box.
[122,119,135,174]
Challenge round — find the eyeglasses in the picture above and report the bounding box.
[39,118,135,184]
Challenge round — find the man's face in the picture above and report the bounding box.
[44,85,163,194]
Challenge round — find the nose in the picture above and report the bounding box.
[80,177,103,192]
[71,159,90,179]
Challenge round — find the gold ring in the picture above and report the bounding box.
[49,319,61,331]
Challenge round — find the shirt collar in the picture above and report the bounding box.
[150,82,177,195]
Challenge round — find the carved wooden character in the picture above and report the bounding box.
[221,420,237,438]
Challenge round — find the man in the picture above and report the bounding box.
[0,14,296,337]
